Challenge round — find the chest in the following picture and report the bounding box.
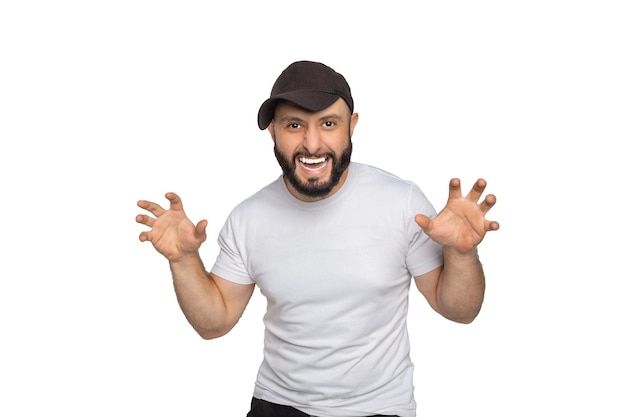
[241,206,411,308]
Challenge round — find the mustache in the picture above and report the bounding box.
[294,152,333,160]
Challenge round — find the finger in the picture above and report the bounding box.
[448,178,462,199]
[467,178,487,202]
[478,193,497,214]
[486,220,500,231]
[195,219,209,242]
[138,231,152,242]
[414,214,432,231]
[165,192,185,212]
[135,214,156,228]
[137,199,166,217]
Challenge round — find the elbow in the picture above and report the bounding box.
[192,322,234,340]
[444,306,482,324]
[450,314,478,325]
[435,286,484,324]
[196,327,230,340]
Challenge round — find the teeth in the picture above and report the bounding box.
[300,156,327,164]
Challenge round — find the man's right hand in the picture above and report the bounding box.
[136,192,208,262]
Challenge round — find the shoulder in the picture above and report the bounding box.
[350,162,436,215]
[351,162,425,197]
[234,176,282,207]
[224,176,291,225]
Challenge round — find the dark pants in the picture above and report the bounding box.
[246,397,399,417]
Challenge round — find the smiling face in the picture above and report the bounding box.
[268,99,359,202]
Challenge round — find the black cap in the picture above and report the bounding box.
[257,61,354,130]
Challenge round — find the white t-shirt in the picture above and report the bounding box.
[211,162,443,417]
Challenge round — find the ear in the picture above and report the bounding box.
[349,112,359,137]
[267,121,276,142]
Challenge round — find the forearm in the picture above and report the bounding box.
[437,247,486,323]
[169,253,231,339]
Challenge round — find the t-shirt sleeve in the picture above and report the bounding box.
[210,214,255,285]
[405,183,444,277]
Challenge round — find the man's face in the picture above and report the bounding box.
[269,99,359,201]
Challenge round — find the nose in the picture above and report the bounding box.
[303,126,322,154]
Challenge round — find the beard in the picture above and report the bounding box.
[274,139,353,200]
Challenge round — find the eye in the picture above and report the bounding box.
[286,122,301,129]
[323,121,335,128]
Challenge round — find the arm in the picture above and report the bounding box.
[414,178,498,324]
[136,192,254,339]
[171,258,254,339]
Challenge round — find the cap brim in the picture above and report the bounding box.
[257,91,340,130]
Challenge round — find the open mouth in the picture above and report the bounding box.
[298,156,329,173]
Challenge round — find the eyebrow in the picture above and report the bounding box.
[318,113,343,121]
[277,112,344,124]
[277,115,306,124]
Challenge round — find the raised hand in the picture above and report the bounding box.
[136,192,208,262]
[415,178,499,253]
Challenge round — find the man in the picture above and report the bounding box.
[136,61,499,417]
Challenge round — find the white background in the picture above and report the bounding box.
[1,1,624,416]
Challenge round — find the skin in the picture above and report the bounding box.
[136,99,499,338]
[269,99,358,201]
[136,194,254,339]
[414,178,499,323]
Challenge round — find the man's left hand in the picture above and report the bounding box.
[415,178,499,253]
